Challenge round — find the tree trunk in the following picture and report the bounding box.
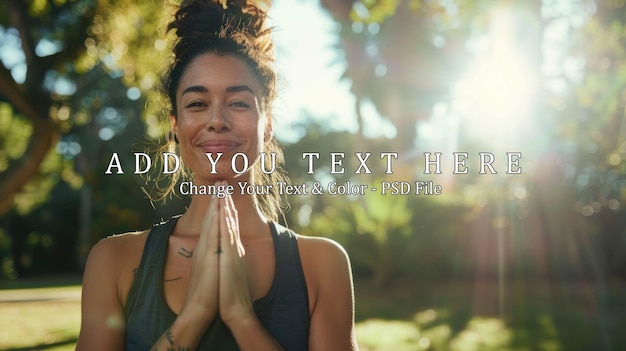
[0,118,57,216]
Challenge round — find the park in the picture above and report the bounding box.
[1,0,625,350]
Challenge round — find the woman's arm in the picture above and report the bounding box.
[76,237,127,351]
[150,191,284,351]
[218,191,284,351]
[148,310,214,351]
[150,195,221,350]
[305,238,359,351]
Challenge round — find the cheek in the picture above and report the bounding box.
[176,116,201,137]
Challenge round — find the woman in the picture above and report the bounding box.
[76,0,358,350]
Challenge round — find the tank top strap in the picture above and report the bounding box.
[253,222,310,350]
[143,217,177,265]
[272,222,308,294]
[124,217,178,319]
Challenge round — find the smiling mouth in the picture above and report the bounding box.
[196,140,241,153]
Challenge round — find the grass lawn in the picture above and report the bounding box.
[353,278,626,351]
[0,283,81,351]
[0,278,625,350]
[0,300,80,351]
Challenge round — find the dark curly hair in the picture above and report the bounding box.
[157,0,288,222]
[163,0,276,114]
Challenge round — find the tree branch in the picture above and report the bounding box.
[0,62,46,124]
[6,0,36,70]
[0,115,58,216]
[0,60,57,216]
[0,1,96,217]
[0,19,57,216]
[52,3,95,69]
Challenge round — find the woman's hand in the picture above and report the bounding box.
[180,193,220,323]
[148,194,222,350]
[217,182,255,324]
[215,183,283,350]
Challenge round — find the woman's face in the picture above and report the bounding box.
[171,52,269,182]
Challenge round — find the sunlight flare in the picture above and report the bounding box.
[453,7,538,149]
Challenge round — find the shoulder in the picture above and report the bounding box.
[87,230,149,265]
[83,230,150,301]
[77,230,150,350]
[293,232,357,350]
[296,234,350,266]
[294,233,353,299]
[273,223,350,269]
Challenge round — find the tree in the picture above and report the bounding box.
[0,0,174,275]
[320,0,511,151]
[0,0,170,218]
[319,0,626,281]
[0,0,93,216]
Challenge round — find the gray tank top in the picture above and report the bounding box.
[124,217,310,350]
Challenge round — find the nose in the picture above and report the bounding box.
[206,104,231,132]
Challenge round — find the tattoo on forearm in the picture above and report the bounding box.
[215,246,223,254]
[163,330,189,351]
[166,328,174,345]
[164,277,182,282]
[178,247,193,258]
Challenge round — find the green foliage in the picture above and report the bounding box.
[0,103,32,162]
[356,318,422,350]
[351,191,412,242]
[0,103,77,214]
[0,0,623,291]
[281,125,467,284]
[84,0,175,138]
[0,228,17,279]
[320,0,626,283]
[0,0,186,275]
[562,6,626,207]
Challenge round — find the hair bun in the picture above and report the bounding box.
[168,0,272,63]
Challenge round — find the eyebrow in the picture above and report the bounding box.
[226,85,255,94]
[181,85,207,96]
[181,85,256,96]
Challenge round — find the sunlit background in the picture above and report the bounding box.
[1,0,625,350]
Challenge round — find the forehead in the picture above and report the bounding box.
[178,53,260,94]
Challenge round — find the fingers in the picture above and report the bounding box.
[217,181,245,258]
[215,181,254,322]
[200,194,218,236]
[197,194,219,256]
[224,187,245,257]
[227,189,246,258]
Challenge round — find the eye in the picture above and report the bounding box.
[230,100,250,108]
[184,100,206,109]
